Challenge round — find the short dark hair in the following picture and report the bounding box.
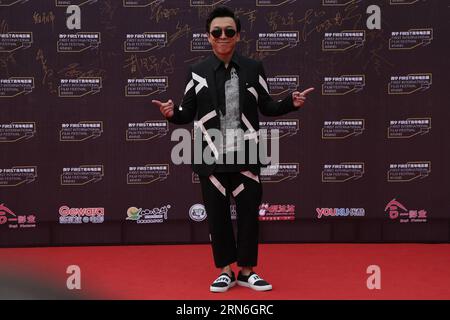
[205,6,241,33]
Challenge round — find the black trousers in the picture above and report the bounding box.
[199,171,262,268]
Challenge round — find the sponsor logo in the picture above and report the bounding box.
[189,204,207,222]
[385,198,427,223]
[259,203,295,221]
[126,205,170,224]
[0,203,36,229]
[59,206,104,224]
[316,207,365,219]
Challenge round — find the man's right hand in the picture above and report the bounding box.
[152,99,175,119]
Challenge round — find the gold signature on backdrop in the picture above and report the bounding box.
[150,1,180,23]
[0,19,9,34]
[32,11,55,31]
[167,22,192,47]
[235,8,257,30]
[57,63,106,79]
[99,0,120,37]
[124,54,175,77]
[36,49,57,94]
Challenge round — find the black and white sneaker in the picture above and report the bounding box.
[237,271,272,291]
[210,271,236,293]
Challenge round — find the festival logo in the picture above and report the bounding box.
[127,164,169,184]
[0,122,36,143]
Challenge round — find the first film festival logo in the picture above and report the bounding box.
[0,122,36,143]
[322,75,365,95]
[387,118,431,139]
[127,164,169,184]
[60,121,103,142]
[322,163,364,182]
[0,166,37,187]
[61,165,103,186]
[322,30,365,52]
[387,162,431,182]
[322,119,365,140]
[126,120,169,141]
[0,78,34,97]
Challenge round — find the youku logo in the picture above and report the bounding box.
[316,207,365,219]
[127,205,170,224]
[385,198,427,223]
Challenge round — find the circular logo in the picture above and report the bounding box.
[259,203,269,217]
[189,204,207,222]
[127,207,141,220]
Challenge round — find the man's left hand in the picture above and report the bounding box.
[292,87,315,108]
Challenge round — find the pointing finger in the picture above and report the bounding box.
[152,100,162,107]
[300,87,315,96]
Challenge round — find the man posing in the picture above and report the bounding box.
[152,6,314,292]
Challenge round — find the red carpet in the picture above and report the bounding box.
[0,244,449,300]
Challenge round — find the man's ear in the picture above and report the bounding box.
[236,33,240,42]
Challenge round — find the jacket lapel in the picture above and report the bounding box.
[237,62,247,115]
[204,57,220,115]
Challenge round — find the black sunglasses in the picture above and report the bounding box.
[210,27,237,39]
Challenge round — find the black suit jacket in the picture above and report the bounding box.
[168,52,300,176]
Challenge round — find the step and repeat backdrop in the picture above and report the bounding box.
[0,0,448,247]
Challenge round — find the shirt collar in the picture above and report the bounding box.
[212,51,240,71]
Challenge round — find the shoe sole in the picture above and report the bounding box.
[237,280,272,291]
[210,281,236,293]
